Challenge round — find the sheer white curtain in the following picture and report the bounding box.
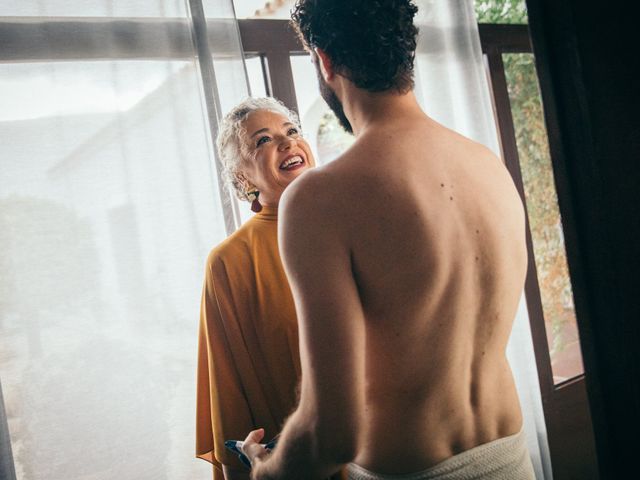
[0,1,247,478]
[413,1,552,478]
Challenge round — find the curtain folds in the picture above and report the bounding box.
[413,2,551,478]
[0,1,247,478]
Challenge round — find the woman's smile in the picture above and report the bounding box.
[279,154,306,171]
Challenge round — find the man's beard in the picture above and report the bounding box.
[316,67,353,134]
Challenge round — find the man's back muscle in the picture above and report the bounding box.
[317,116,527,474]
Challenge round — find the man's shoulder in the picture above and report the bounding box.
[282,164,346,211]
[279,168,357,252]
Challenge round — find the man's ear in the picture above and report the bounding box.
[314,47,334,81]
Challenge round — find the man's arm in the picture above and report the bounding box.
[250,171,366,479]
[223,464,251,480]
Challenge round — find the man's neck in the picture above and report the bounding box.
[338,82,426,137]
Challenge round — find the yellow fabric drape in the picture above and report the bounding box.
[196,206,301,478]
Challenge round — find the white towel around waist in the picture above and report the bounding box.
[347,428,536,480]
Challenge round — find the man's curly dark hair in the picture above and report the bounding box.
[291,0,419,93]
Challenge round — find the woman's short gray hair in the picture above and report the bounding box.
[216,97,301,201]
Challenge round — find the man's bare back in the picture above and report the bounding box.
[243,2,532,476]
[300,113,528,474]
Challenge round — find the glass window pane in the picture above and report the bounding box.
[234,1,531,25]
[289,54,355,165]
[245,55,268,98]
[503,53,584,384]
[0,0,187,17]
[232,0,294,19]
[473,0,528,24]
[0,58,220,479]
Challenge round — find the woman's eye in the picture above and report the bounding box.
[287,127,299,136]
[256,135,271,147]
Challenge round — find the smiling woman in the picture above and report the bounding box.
[239,108,314,208]
[196,97,328,480]
[215,97,315,210]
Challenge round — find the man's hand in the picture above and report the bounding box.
[241,428,270,467]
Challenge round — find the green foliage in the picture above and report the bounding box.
[504,53,578,371]
[473,0,528,24]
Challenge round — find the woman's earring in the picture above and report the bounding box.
[248,191,262,213]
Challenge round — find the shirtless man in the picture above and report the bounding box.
[241,1,535,478]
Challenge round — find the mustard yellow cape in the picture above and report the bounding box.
[196,206,301,478]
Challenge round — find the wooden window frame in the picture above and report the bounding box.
[483,32,598,479]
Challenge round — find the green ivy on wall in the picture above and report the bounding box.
[474,0,528,24]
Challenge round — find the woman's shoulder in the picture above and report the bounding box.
[207,226,247,264]
[205,217,266,270]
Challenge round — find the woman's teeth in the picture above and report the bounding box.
[280,156,303,170]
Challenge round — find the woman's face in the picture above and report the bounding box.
[238,109,315,207]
